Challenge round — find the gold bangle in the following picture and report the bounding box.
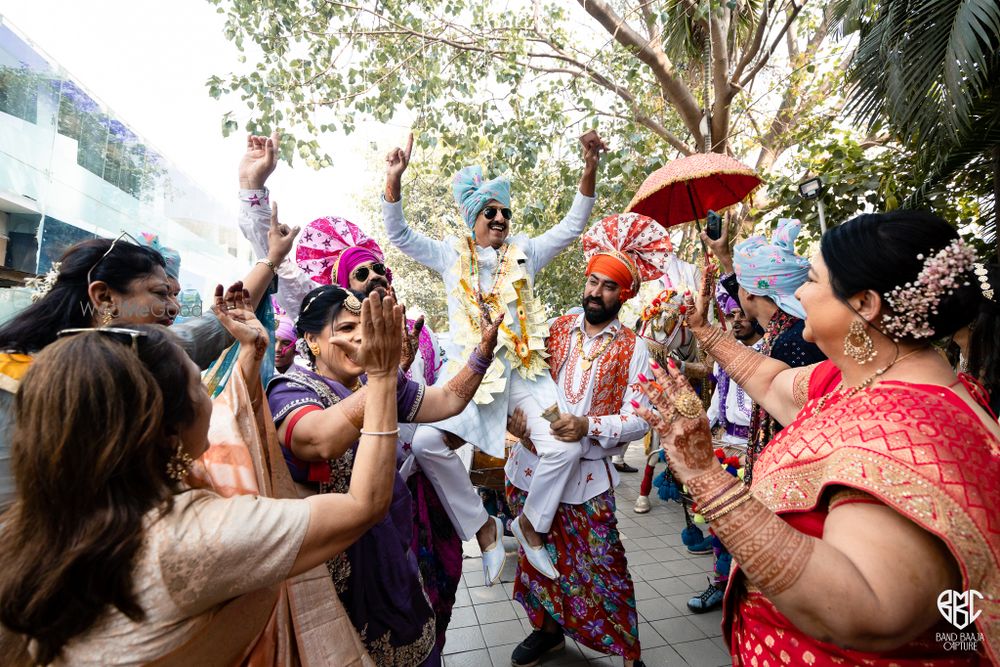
[702,489,755,522]
[256,258,278,276]
[698,481,745,516]
[702,486,751,519]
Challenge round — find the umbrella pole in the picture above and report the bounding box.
[686,183,708,255]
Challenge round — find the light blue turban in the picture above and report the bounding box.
[733,218,809,320]
[451,165,511,229]
[139,232,181,281]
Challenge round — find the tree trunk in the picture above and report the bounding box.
[994,145,1000,260]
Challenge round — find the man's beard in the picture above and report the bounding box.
[582,296,621,325]
[363,276,390,295]
[734,324,755,342]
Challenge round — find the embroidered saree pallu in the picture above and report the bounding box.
[722,362,1000,665]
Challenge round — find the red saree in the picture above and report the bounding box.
[722,361,1000,665]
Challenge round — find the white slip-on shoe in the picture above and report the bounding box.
[634,495,651,514]
[511,515,558,580]
[481,515,506,587]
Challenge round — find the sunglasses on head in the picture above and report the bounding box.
[87,231,144,286]
[352,263,387,282]
[58,327,148,353]
[482,207,513,222]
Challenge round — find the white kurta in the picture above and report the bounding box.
[382,192,596,458]
[706,339,762,448]
[506,315,652,505]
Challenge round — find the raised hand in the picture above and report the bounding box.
[212,281,268,360]
[384,133,413,203]
[266,201,301,265]
[634,360,715,482]
[399,312,425,372]
[683,262,717,331]
[331,290,403,378]
[476,293,504,357]
[239,131,281,190]
[699,211,736,273]
[581,131,608,172]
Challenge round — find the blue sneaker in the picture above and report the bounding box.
[687,580,724,613]
[687,536,714,555]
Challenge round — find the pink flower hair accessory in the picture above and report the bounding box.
[882,238,976,340]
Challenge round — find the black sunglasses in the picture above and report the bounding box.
[482,206,513,222]
[352,263,387,282]
[58,327,148,353]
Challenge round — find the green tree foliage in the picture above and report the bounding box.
[836,0,1000,251]
[208,0,853,314]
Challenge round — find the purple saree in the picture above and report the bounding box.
[267,367,438,667]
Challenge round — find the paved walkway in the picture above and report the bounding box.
[444,446,731,667]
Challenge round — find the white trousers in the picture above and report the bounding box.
[612,441,630,464]
[507,372,582,533]
[409,425,489,542]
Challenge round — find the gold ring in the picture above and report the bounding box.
[672,392,703,420]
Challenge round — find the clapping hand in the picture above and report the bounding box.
[212,281,268,361]
[634,360,715,482]
[683,262,717,331]
[476,293,504,357]
[400,310,425,372]
[329,290,404,378]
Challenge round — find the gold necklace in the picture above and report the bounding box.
[575,329,614,371]
[814,348,924,412]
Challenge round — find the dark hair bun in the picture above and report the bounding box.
[820,210,980,341]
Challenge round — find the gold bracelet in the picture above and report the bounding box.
[702,486,751,519]
[702,489,755,522]
[698,481,745,517]
[256,258,278,275]
[359,428,400,437]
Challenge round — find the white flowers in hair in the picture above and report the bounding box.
[882,239,976,340]
[25,262,62,303]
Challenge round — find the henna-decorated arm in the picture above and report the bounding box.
[414,293,503,421]
[638,362,961,650]
[686,262,802,425]
[686,462,961,649]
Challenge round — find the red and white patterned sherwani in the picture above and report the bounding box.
[505,313,652,661]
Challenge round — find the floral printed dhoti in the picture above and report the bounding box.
[506,482,641,660]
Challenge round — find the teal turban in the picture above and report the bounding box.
[139,232,181,281]
[451,166,511,229]
[733,218,809,320]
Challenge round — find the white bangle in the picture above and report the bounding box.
[256,258,278,275]
[360,429,400,437]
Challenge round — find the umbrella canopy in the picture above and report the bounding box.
[625,153,762,229]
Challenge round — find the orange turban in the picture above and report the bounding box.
[586,253,639,301]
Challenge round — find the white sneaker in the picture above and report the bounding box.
[511,515,558,580]
[634,496,651,514]
[481,515,506,587]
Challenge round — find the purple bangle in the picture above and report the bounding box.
[467,347,493,374]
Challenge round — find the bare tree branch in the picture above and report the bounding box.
[732,0,775,82]
[577,0,704,142]
[738,0,807,88]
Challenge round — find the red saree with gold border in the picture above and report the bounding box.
[722,361,1000,666]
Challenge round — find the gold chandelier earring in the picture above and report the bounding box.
[166,442,194,481]
[844,319,876,365]
[101,306,115,327]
